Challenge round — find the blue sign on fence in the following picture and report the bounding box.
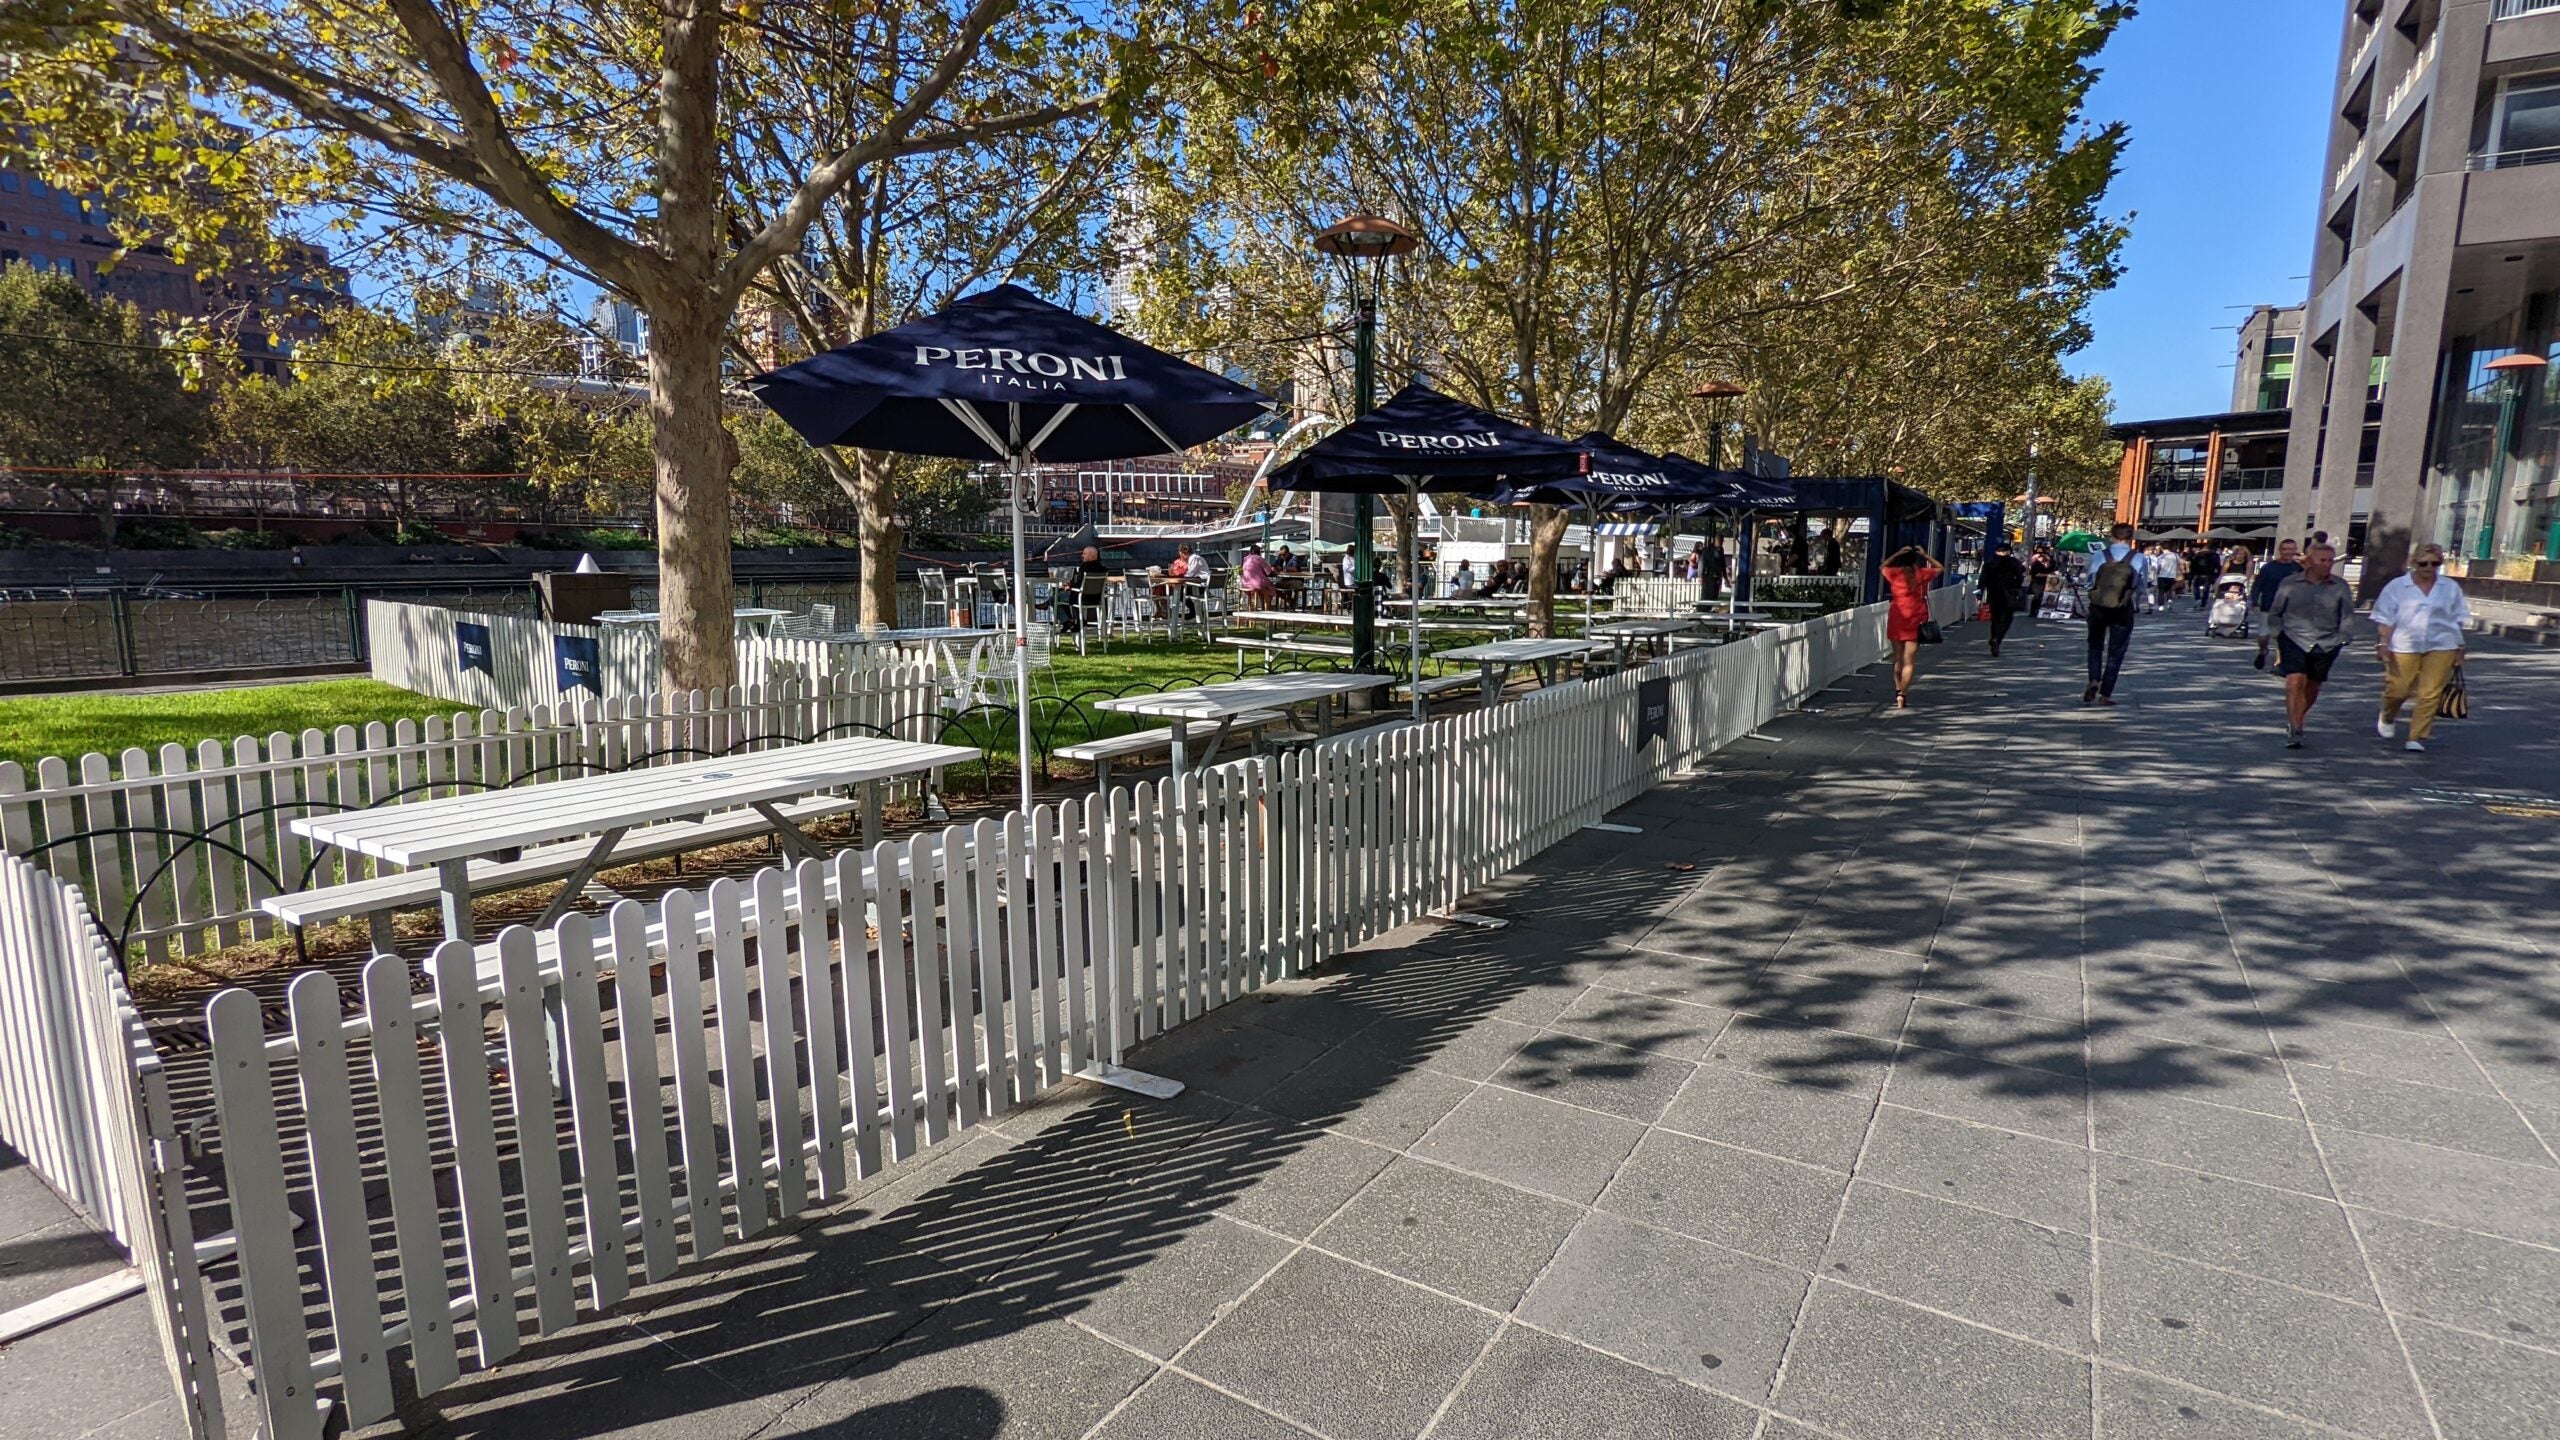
[555,634,602,695]
[455,620,493,676]
[1636,674,1671,749]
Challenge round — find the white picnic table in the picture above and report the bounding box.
[1435,637,1602,704]
[1587,617,1698,666]
[1094,672,1399,782]
[290,736,981,939]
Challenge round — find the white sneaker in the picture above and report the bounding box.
[2404,740,2425,753]
[2375,712,2394,739]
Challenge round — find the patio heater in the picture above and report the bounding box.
[1691,379,1750,602]
[1690,380,1746,472]
[1313,213,1420,671]
[2481,352,2550,563]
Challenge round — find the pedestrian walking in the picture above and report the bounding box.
[1698,538,1728,604]
[2264,542,2354,748]
[2081,523,2146,705]
[1979,540,2027,657]
[2152,545,2182,611]
[1883,544,1944,709]
[2026,545,2056,614]
[2192,544,2220,607]
[2249,539,2302,643]
[2372,543,2471,753]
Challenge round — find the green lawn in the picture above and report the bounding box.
[0,679,471,774]
[0,629,1509,778]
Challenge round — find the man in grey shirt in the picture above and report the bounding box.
[2265,542,2355,749]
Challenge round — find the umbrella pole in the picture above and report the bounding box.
[1010,447,1036,816]
[1584,504,1596,636]
[1408,482,1423,721]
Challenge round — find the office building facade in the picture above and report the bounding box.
[2287,0,2560,588]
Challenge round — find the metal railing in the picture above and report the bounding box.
[2494,0,2560,20]
[2470,143,2560,171]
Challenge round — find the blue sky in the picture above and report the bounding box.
[2074,0,2342,421]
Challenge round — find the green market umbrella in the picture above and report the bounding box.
[2055,530,2102,553]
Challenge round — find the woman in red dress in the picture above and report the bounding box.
[1882,545,1944,709]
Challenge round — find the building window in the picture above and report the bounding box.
[0,172,16,193]
[2488,74,2560,167]
[2368,353,2392,401]
[2257,337,2297,410]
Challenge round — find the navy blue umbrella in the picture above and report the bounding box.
[1267,384,1588,715]
[748,284,1274,812]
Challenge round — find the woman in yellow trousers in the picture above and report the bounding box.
[2370,543,2471,753]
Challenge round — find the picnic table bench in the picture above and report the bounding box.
[282,736,981,944]
[1096,672,1397,782]
[1058,708,1291,792]
[1435,637,1603,703]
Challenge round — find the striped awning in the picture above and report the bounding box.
[1591,521,1658,538]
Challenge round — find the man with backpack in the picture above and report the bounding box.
[2082,523,2148,705]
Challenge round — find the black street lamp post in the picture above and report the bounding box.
[1314,213,1420,672]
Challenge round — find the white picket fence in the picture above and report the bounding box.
[0,855,224,1436]
[366,598,906,710]
[191,591,1942,1437]
[0,664,940,963]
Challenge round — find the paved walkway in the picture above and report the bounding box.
[26,603,2559,1439]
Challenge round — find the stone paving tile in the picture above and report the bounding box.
[2319,1128,2560,1247]
[1088,1373,1315,1440]
[2094,1242,2432,1440]
[1257,1046,1479,1149]
[1702,1014,1897,1096]
[1035,1214,1295,1360]
[1599,1130,1848,1269]
[1516,1208,1810,1401]
[1824,1181,2093,1350]
[2083,1032,2299,1117]
[1310,1158,1579,1311]
[2399,1320,2560,1440]
[2091,1153,2370,1298]
[1129,1015,1332,1105]
[1772,1281,2093,1440]
[1901,996,2088,1078]
[1883,1050,2088,1145]
[1430,1326,1759,1440]
[2273,1015,2498,1094]
[1859,1104,2092,1233]
[2091,1369,2339,1440]
[788,1292,1159,1440]
[2288,1063,2556,1166]
[1200,1110,1397,1240]
[1489,1031,1699,1124]
[2355,1209,2560,1345]
[1657,1062,1878,1171]
[1411,1086,1647,1204]
[1733,966,1920,1043]
[1545,986,1734,1060]
[2087,1090,2335,1196]
[1181,1251,1500,1440]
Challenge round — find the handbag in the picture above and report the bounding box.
[2440,663,2470,720]
[1916,620,1945,645]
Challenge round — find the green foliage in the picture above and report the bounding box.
[0,263,211,542]
[198,526,295,550]
[578,528,656,551]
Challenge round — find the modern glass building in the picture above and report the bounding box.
[2286,0,2560,590]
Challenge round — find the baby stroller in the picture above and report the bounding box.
[2206,576,2251,638]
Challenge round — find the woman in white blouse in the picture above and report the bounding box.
[2371,543,2471,752]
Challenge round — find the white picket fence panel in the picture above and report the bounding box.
[0,856,223,1437]
[193,593,1946,1437]
[367,598,910,710]
[0,665,941,964]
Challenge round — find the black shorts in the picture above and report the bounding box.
[2275,636,2341,682]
